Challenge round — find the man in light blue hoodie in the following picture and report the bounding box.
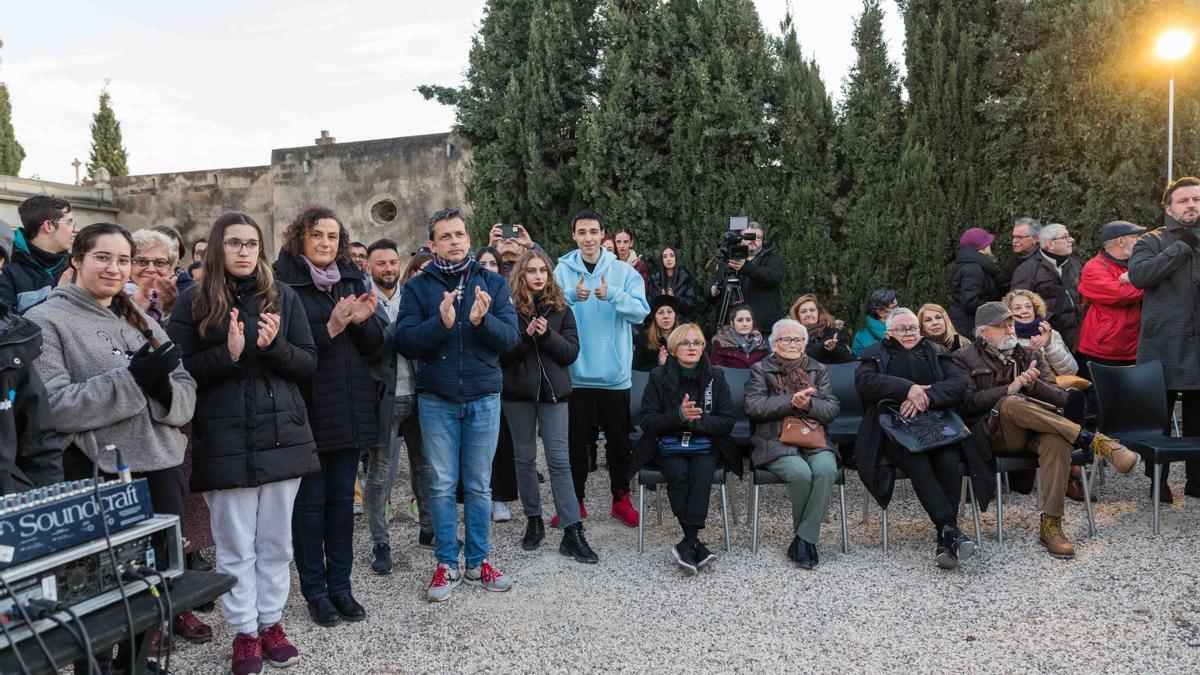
[555,209,650,527]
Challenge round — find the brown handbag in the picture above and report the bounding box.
[781,416,827,449]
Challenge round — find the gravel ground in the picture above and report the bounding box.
[167,453,1200,674]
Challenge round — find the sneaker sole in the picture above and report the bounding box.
[696,555,717,570]
[1039,539,1076,559]
[956,540,976,563]
[371,564,394,576]
[669,547,697,575]
[426,577,462,603]
[522,540,542,551]
[265,654,301,668]
[464,578,514,592]
[935,552,958,570]
[612,514,639,528]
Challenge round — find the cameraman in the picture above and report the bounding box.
[708,223,785,331]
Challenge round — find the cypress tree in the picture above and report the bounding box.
[0,38,25,176]
[87,86,129,178]
[767,11,838,306]
[834,0,904,323]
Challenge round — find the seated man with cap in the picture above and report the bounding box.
[952,301,1138,559]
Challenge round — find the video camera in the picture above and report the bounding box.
[718,216,756,262]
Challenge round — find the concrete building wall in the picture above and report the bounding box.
[0,176,119,230]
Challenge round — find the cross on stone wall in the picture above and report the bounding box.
[315,130,336,146]
[71,158,82,185]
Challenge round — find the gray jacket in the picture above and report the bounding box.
[744,357,839,467]
[1128,216,1200,390]
[1011,250,1083,350]
[26,284,197,472]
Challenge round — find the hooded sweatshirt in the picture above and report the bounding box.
[554,248,650,390]
[25,284,196,472]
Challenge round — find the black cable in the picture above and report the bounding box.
[0,601,33,675]
[43,615,96,675]
[62,605,101,675]
[124,568,167,669]
[138,567,174,675]
[93,449,138,675]
[26,598,100,675]
[0,576,59,672]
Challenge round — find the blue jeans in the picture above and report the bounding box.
[419,393,501,568]
[292,446,359,600]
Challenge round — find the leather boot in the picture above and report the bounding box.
[559,522,599,563]
[1090,433,1138,474]
[1039,514,1075,559]
[522,516,545,551]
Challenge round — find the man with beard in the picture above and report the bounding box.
[362,238,414,573]
[953,302,1137,559]
[1129,176,1200,500]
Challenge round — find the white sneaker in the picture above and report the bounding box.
[426,563,462,603]
[491,501,511,522]
[464,559,513,592]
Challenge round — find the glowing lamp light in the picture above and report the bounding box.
[1157,30,1195,61]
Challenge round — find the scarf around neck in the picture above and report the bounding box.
[732,328,765,354]
[1014,315,1043,339]
[1100,250,1129,268]
[301,255,341,293]
[432,251,476,276]
[769,352,811,394]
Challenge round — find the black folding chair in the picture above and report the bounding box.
[749,466,849,554]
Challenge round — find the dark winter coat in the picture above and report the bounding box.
[394,259,520,403]
[1128,216,1200,390]
[273,250,387,452]
[630,355,741,478]
[997,249,1036,293]
[0,302,62,494]
[952,339,1067,460]
[805,325,855,364]
[853,338,990,510]
[0,229,69,314]
[167,277,319,491]
[709,325,769,369]
[1011,250,1084,350]
[632,326,667,373]
[648,266,703,318]
[949,246,1001,336]
[501,304,579,403]
[744,355,839,467]
[708,248,786,330]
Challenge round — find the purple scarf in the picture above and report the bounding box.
[301,255,342,292]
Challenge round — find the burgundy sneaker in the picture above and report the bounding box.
[550,500,586,528]
[259,622,300,668]
[611,492,639,527]
[231,632,263,675]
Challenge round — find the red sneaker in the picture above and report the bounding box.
[611,492,639,527]
[259,622,300,668]
[550,501,586,528]
[231,632,263,675]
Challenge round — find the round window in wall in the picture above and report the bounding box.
[371,199,398,225]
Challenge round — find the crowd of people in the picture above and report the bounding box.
[1,175,1199,674]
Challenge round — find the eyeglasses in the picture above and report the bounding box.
[133,257,172,272]
[85,252,132,268]
[677,340,704,349]
[55,216,77,229]
[1050,234,1074,242]
[224,239,261,253]
[351,253,368,261]
[1012,234,1035,240]
[774,336,805,346]
[889,326,921,335]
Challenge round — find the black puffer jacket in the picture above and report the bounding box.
[273,250,387,452]
[501,304,579,403]
[0,301,62,494]
[648,265,703,318]
[168,276,320,491]
[949,245,1000,336]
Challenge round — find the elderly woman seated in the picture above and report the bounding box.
[917,303,970,354]
[631,323,738,575]
[854,307,981,569]
[128,228,180,324]
[744,319,840,570]
[1002,289,1078,377]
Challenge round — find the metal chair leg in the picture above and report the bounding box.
[862,491,871,523]
[727,477,739,525]
[839,484,850,555]
[958,477,968,519]
[1080,463,1096,538]
[966,477,982,549]
[995,472,1005,545]
[637,483,645,554]
[881,507,889,554]
[655,486,663,526]
[720,482,731,553]
[750,484,760,554]
[1153,463,1162,536]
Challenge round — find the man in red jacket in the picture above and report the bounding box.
[1077,221,1146,375]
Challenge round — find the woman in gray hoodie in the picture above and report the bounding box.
[27,223,196,515]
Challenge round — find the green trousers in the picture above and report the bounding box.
[766,450,838,545]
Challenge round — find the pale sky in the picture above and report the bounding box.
[1,1,904,184]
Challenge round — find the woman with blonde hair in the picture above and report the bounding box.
[1002,289,1078,376]
[789,293,853,364]
[917,303,969,354]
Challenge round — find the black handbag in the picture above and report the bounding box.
[878,399,971,454]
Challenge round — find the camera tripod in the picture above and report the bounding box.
[714,265,745,327]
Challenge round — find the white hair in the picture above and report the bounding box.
[885,307,918,330]
[1038,223,1067,246]
[768,318,808,344]
[131,229,178,262]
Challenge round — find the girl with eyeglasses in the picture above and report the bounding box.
[630,323,739,575]
[168,212,318,673]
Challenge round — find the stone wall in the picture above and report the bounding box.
[112,165,274,245]
[0,176,119,230]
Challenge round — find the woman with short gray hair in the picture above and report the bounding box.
[129,229,180,323]
[744,318,840,570]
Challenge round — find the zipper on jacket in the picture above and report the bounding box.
[265,378,280,447]
[328,286,361,449]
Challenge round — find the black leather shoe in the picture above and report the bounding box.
[786,536,801,562]
[791,537,814,570]
[306,597,342,627]
[559,522,599,563]
[329,592,367,622]
[804,541,819,569]
[418,529,435,549]
[522,516,545,551]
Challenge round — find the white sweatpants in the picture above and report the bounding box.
[204,478,302,636]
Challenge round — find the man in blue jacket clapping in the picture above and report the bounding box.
[395,208,519,603]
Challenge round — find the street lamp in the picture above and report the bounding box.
[1156,30,1194,183]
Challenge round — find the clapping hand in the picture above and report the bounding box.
[1029,322,1052,351]
[470,286,492,326]
[153,275,179,313]
[790,386,816,411]
[680,394,703,421]
[440,290,457,329]
[526,316,548,336]
[327,296,355,337]
[348,292,377,324]
[228,309,246,360]
[1008,359,1041,395]
[257,313,281,349]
